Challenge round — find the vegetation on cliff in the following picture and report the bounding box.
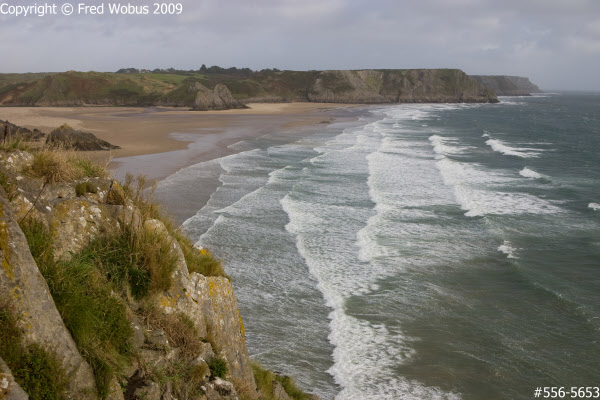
[0,68,498,107]
[0,126,315,400]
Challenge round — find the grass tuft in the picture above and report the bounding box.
[138,303,205,360]
[75,181,98,197]
[175,230,227,278]
[0,300,70,400]
[27,148,107,183]
[0,170,18,201]
[208,357,228,379]
[251,361,311,400]
[0,138,31,152]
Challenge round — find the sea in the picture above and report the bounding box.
[156,93,600,399]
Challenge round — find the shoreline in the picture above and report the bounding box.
[0,103,362,222]
[0,103,358,176]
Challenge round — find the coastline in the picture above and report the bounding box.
[0,103,361,223]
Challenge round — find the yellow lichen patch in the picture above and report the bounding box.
[158,294,176,313]
[0,205,15,281]
[238,310,245,336]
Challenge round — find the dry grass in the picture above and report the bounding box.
[28,147,108,183]
[137,302,205,361]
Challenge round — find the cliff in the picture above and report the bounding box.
[0,69,498,108]
[471,75,543,96]
[0,128,315,400]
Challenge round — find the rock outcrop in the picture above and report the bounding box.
[0,121,45,143]
[471,75,543,96]
[46,124,120,151]
[0,193,98,398]
[191,83,248,111]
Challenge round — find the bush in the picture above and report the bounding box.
[0,301,70,400]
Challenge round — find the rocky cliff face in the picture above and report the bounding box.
[305,69,498,104]
[0,69,498,107]
[0,140,315,400]
[471,75,543,96]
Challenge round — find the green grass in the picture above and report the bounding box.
[0,301,70,400]
[174,230,227,278]
[208,357,228,379]
[79,223,178,299]
[19,217,133,399]
[251,362,311,400]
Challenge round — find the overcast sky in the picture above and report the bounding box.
[1,0,599,90]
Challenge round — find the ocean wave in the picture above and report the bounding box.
[498,241,518,259]
[519,167,542,179]
[485,138,540,158]
[589,203,600,211]
[434,158,562,217]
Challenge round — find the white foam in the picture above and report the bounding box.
[589,203,600,211]
[485,138,540,158]
[519,167,542,179]
[434,157,561,217]
[498,241,518,259]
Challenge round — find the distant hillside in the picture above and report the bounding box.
[471,75,543,96]
[0,68,498,107]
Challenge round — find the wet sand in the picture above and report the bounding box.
[0,103,351,181]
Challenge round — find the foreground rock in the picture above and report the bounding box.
[46,124,120,151]
[0,193,98,398]
[0,120,45,142]
[191,83,248,111]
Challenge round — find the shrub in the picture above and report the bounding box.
[0,301,70,400]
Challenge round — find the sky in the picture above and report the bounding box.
[1,0,599,90]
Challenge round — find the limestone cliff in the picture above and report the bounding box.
[305,69,498,104]
[0,137,315,400]
[0,68,498,107]
[471,75,543,96]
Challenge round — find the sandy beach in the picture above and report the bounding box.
[0,103,356,180]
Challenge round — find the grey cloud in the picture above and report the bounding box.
[0,0,598,90]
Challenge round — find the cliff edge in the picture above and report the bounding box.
[0,127,317,400]
[471,75,543,96]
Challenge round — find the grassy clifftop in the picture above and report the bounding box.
[0,68,499,106]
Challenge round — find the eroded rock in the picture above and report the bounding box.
[0,195,97,398]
